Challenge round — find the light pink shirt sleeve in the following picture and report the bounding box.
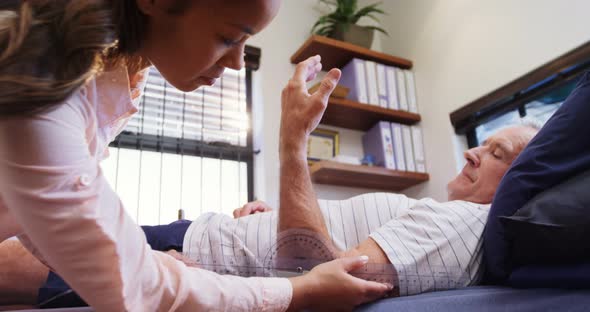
[0,94,292,311]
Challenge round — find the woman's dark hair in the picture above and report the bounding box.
[0,0,184,117]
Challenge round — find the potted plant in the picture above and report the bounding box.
[311,0,388,48]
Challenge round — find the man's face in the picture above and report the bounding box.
[447,126,537,204]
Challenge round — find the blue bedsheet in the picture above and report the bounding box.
[358,286,590,312]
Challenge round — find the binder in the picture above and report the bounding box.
[376,63,389,108]
[339,58,368,104]
[396,68,409,111]
[386,66,400,110]
[390,123,406,171]
[401,125,416,172]
[405,70,418,113]
[365,60,380,106]
[362,121,396,169]
[411,126,426,173]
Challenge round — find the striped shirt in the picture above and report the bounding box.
[184,192,490,296]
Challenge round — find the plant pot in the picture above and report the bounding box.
[331,24,374,49]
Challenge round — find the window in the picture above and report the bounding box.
[474,76,578,145]
[450,41,590,147]
[475,109,521,144]
[102,47,260,225]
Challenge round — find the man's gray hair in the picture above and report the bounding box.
[519,117,543,131]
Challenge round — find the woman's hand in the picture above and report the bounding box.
[233,200,273,218]
[288,256,392,311]
[279,55,341,155]
[165,250,199,268]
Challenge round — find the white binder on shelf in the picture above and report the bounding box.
[401,125,416,172]
[339,58,368,104]
[411,126,426,173]
[405,70,418,114]
[396,68,409,111]
[385,66,400,110]
[364,60,380,106]
[390,122,406,171]
[362,121,396,169]
[376,63,389,108]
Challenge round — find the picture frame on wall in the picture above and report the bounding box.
[307,128,339,165]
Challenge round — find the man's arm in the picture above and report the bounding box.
[278,58,340,241]
[276,56,392,308]
[0,239,48,305]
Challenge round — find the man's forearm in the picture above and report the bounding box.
[0,240,48,305]
[278,140,330,240]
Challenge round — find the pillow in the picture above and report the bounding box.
[484,71,590,284]
[500,168,590,266]
[141,219,191,252]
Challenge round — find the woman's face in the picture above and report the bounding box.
[137,0,280,91]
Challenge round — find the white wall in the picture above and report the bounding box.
[248,0,387,207]
[250,0,590,207]
[376,0,590,201]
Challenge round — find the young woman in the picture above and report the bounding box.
[0,0,390,311]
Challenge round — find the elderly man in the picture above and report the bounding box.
[184,123,539,297]
[0,124,538,309]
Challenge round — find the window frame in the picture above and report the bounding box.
[109,46,261,201]
[450,41,590,148]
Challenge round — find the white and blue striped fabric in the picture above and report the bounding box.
[183,192,489,296]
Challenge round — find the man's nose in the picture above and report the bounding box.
[464,148,481,167]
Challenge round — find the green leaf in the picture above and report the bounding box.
[363,13,381,24]
[352,3,386,23]
[310,15,335,33]
[363,25,389,36]
[312,0,388,37]
[315,25,335,36]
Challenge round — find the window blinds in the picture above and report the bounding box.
[125,67,249,147]
[106,66,255,224]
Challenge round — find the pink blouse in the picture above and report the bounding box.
[0,66,292,311]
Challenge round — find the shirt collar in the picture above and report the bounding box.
[95,64,150,128]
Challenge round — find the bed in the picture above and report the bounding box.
[5,286,590,311]
[359,286,590,311]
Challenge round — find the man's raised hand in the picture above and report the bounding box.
[280,55,341,153]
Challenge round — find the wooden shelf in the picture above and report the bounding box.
[321,97,421,130]
[310,161,429,191]
[291,35,413,70]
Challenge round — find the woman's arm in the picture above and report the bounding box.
[0,93,390,311]
[0,100,292,311]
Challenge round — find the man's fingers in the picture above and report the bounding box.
[306,62,322,82]
[252,206,266,213]
[234,206,253,218]
[293,55,321,84]
[313,68,341,104]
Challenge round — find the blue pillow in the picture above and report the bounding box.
[140,219,191,252]
[500,168,590,268]
[484,71,590,284]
